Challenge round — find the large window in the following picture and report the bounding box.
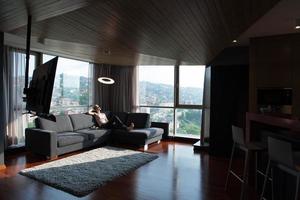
[139,66,174,106]
[138,65,205,138]
[179,65,205,105]
[43,55,92,114]
[139,66,175,133]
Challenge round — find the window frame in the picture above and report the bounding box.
[175,65,204,109]
[138,64,205,139]
[42,53,92,115]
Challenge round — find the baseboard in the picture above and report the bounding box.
[193,141,209,152]
[167,136,199,144]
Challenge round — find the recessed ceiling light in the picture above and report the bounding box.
[232,40,237,43]
[295,25,300,29]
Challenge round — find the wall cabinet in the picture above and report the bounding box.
[249,33,300,117]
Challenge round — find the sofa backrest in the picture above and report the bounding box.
[126,113,150,128]
[36,115,73,133]
[112,112,129,124]
[35,112,150,131]
[69,113,95,131]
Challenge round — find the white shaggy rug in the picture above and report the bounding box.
[20,146,158,196]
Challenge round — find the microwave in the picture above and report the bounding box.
[257,88,292,106]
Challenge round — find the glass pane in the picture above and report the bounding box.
[175,109,202,138]
[179,65,205,105]
[28,54,36,80]
[22,54,37,141]
[140,107,174,135]
[50,106,89,115]
[43,54,55,63]
[43,54,91,113]
[139,65,174,106]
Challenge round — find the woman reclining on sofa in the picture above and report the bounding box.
[88,104,134,131]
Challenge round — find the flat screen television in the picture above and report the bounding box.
[25,57,58,114]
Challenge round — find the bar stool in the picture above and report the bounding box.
[260,137,300,200]
[225,125,266,200]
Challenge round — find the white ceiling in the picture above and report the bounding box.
[237,0,300,45]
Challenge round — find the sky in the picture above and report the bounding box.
[43,54,89,77]
[41,55,205,87]
[138,65,205,87]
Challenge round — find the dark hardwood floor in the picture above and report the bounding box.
[0,140,256,200]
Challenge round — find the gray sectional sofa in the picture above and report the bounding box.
[25,112,168,159]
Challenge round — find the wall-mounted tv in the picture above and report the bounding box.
[25,57,58,114]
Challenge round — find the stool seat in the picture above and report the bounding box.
[225,126,266,200]
[240,142,266,151]
[260,137,300,200]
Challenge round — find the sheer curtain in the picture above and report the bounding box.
[92,63,137,112]
[3,47,31,146]
[201,66,211,143]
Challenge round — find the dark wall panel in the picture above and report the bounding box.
[249,33,300,116]
[209,65,249,156]
[0,32,4,165]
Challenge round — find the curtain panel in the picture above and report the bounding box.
[92,63,137,113]
[3,47,28,146]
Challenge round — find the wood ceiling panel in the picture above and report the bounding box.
[0,0,90,31]
[1,0,280,64]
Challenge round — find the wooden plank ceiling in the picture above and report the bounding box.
[0,0,280,65]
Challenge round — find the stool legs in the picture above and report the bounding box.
[260,159,271,200]
[225,143,236,191]
[241,150,249,200]
[255,152,258,191]
[225,143,251,200]
[295,175,299,200]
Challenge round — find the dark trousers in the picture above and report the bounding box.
[101,115,127,130]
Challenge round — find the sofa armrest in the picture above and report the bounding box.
[25,128,58,159]
[151,122,169,139]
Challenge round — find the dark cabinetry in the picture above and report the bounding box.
[249,33,300,117]
[209,65,249,156]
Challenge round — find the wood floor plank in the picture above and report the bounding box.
[0,140,256,200]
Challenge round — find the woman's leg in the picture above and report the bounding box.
[112,115,128,130]
[110,115,134,130]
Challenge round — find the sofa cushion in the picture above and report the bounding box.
[69,114,95,131]
[57,132,89,147]
[76,128,111,140]
[126,113,150,128]
[113,127,163,140]
[36,115,73,133]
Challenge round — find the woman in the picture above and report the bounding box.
[88,104,134,131]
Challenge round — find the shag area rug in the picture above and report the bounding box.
[20,146,158,196]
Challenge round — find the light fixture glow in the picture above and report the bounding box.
[232,39,237,43]
[295,19,300,30]
[98,77,115,84]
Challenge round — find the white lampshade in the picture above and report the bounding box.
[97,77,115,84]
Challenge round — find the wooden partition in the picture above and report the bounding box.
[0,32,5,168]
[249,33,300,117]
[246,112,300,142]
